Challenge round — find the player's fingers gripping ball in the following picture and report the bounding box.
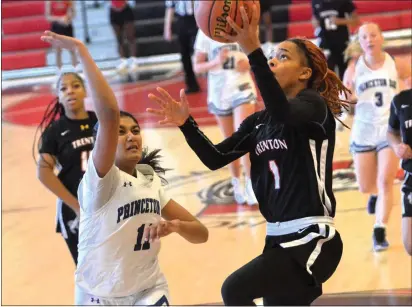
[195,0,260,43]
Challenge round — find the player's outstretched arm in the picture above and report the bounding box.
[143,199,209,244]
[41,31,119,178]
[147,87,254,170]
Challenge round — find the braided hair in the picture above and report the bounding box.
[287,38,353,127]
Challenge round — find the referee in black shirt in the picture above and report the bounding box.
[387,89,412,256]
[311,0,359,80]
[164,0,200,94]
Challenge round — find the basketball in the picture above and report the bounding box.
[194,0,260,43]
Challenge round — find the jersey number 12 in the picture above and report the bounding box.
[134,224,151,251]
[269,160,281,189]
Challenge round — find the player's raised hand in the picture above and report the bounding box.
[40,31,83,51]
[143,220,180,243]
[219,4,261,55]
[147,87,190,126]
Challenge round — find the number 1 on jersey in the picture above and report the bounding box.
[134,224,151,251]
[269,160,280,189]
[81,150,91,172]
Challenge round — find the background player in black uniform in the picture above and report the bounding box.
[34,72,97,265]
[260,0,273,43]
[148,5,351,305]
[311,0,360,80]
[387,89,412,256]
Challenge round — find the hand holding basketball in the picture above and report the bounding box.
[195,0,260,43]
[41,31,83,51]
[222,5,261,55]
[147,87,190,126]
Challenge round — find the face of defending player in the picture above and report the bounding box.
[358,23,384,56]
[267,41,312,95]
[58,73,87,115]
[115,116,143,166]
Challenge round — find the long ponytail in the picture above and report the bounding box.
[32,97,65,167]
[288,38,353,128]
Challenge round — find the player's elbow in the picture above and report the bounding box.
[202,226,209,243]
[36,165,52,184]
[198,224,209,243]
[206,162,224,171]
[194,223,209,244]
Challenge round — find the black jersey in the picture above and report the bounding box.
[312,0,356,50]
[39,111,97,233]
[179,48,337,222]
[388,89,412,173]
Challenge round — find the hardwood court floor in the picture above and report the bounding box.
[2,54,411,305]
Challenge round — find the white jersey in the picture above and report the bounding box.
[353,52,399,125]
[194,29,256,105]
[75,157,170,297]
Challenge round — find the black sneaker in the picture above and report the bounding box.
[367,195,377,215]
[373,227,389,252]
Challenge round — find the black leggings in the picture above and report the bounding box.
[221,225,343,306]
[327,48,348,80]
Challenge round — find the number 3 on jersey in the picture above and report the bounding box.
[375,92,383,107]
[269,160,280,189]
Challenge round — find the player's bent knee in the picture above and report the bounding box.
[377,176,395,192]
[358,183,376,194]
[221,275,252,305]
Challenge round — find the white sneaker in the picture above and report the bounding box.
[74,63,82,73]
[129,60,139,80]
[261,41,276,58]
[245,178,258,206]
[231,177,246,205]
[116,58,128,76]
[129,57,139,73]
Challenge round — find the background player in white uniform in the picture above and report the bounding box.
[343,22,411,252]
[40,31,209,306]
[193,29,258,206]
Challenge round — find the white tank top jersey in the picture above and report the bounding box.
[75,156,170,297]
[353,52,399,125]
[194,29,256,104]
